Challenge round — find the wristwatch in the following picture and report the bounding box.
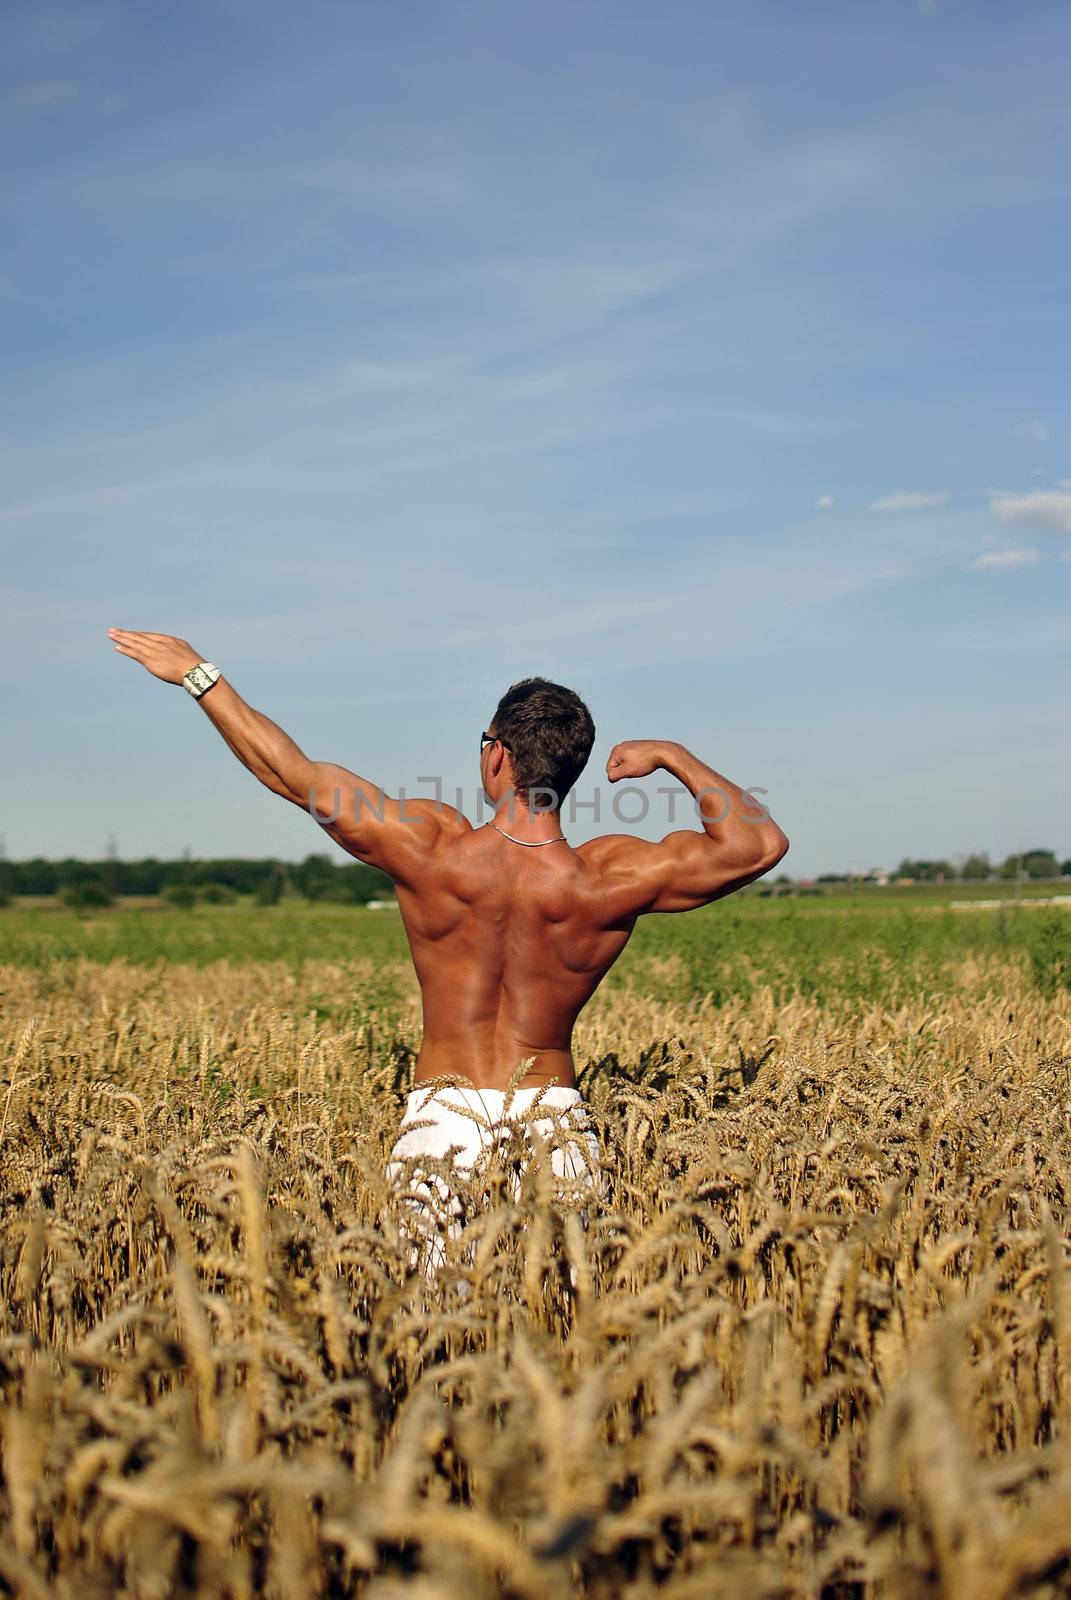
[183,661,222,699]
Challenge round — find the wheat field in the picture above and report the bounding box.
[2,914,1071,1598]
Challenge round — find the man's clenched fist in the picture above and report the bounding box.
[605,740,676,782]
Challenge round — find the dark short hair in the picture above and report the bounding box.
[490,677,595,809]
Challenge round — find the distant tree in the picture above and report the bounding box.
[896,859,952,882]
[335,863,395,903]
[0,839,13,900]
[61,880,114,909]
[236,860,276,895]
[1023,849,1060,880]
[294,852,338,900]
[163,883,197,909]
[961,853,991,881]
[16,858,58,894]
[323,881,358,903]
[255,866,287,906]
[118,857,165,895]
[1000,850,1060,881]
[56,858,107,895]
[198,882,237,904]
[1062,859,1071,878]
[6,854,398,904]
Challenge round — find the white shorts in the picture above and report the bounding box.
[385,1083,602,1273]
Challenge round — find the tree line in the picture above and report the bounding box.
[0,853,393,909]
[2,848,1066,909]
[892,850,1068,883]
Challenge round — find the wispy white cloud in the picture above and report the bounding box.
[1011,420,1051,445]
[419,512,965,677]
[698,404,850,437]
[991,490,1071,536]
[664,125,889,250]
[334,360,446,393]
[84,160,466,207]
[0,4,111,64]
[940,619,1070,652]
[869,491,949,513]
[441,595,676,653]
[816,494,835,510]
[470,256,699,320]
[5,79,79,113]
[0,466,267,530]
[970,547,1040,572]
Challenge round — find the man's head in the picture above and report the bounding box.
[481,677,595,813]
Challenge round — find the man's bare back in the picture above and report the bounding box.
[394,824,639,1087]
[107,631,789,1088]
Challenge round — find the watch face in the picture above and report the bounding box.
[186,663,218,696]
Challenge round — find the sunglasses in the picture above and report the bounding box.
[480,730,512,753]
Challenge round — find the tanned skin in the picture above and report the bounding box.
[109,629,789,1090]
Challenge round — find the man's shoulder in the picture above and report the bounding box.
[570,833,670,926]
[575,831,631,859]
[575,832,661,874]
[380,799,472,874]
[407,799,472,833]
[410,803,475,860]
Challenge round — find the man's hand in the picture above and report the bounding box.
[605,739,675,783]
[109,628,203,686]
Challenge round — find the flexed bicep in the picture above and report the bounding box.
[589,821,788,922]
[638,830,780,913]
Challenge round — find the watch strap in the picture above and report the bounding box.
[183,661,222,699]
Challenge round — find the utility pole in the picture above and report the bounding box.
[105,831,119,897]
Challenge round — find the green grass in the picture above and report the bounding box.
[3,889,1069,1008]
[796,879,1071,902]
[620,895,1071,1006]
[0,899,408,969]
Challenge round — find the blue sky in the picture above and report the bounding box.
[3,0,1069,877]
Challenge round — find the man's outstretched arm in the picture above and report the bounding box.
[107,629,456,881]
[600,738,789,915]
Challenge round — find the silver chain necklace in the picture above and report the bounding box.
[487,820,567,847]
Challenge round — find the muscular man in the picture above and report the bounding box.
[108,629,789,1226]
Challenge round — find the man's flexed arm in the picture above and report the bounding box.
[604,739,789,914]
[107,629,455,881]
